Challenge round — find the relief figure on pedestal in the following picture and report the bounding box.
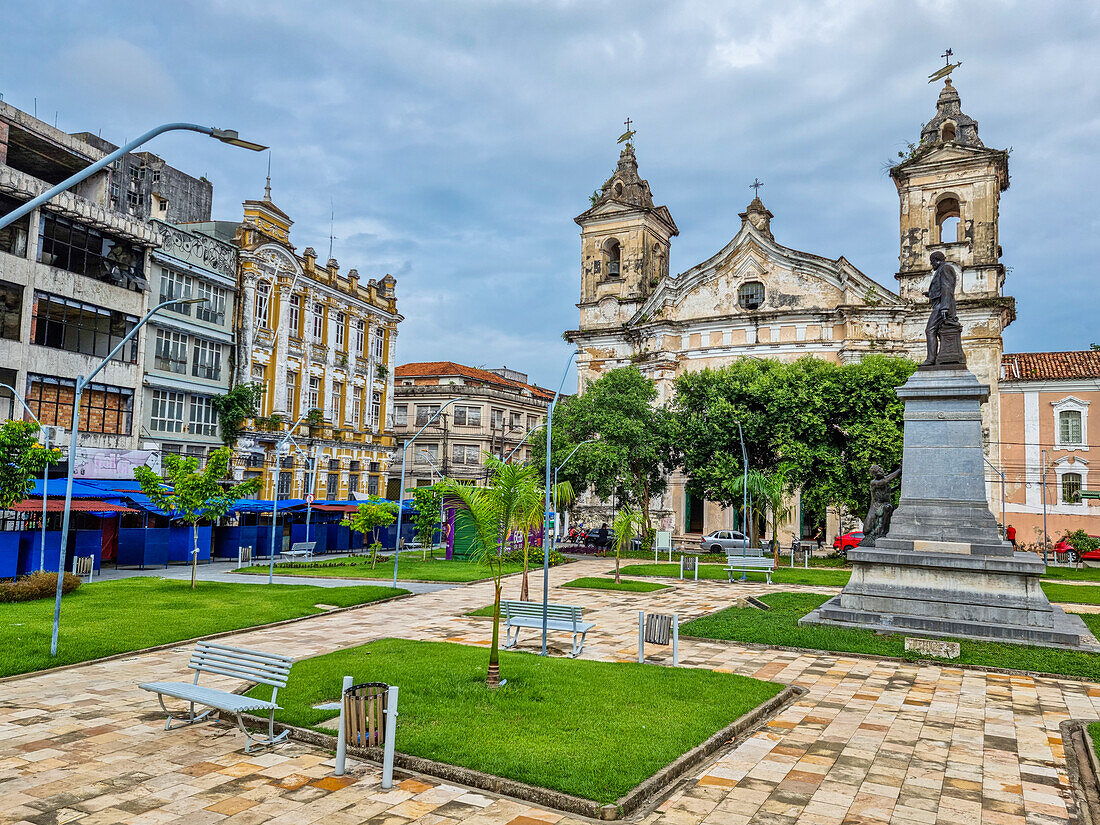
[861,464,901,547]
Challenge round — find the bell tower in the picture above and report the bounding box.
[891,78,1010,302]
[574,137,677,328]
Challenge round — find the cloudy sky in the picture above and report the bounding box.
[3,2,1098,387]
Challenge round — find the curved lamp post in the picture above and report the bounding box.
[419,450,447,548]
[541,349,582,655]
[392,399,459,588]
[503,421,545,463]
[0,383,51,571]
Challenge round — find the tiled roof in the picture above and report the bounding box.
[395,361,555,400]
[1002,351,1100,381]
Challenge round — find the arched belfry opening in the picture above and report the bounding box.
[604,237,621,277]
[936,196,962,244]
[941,120,957,142]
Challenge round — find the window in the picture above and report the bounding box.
[454,405,482,427]
[0,280,22,341]
[27,374,133,434]
[348,474,359,494]
[0,194,29,258]
[192,339,222,381]
[189,395,218,436]
[158,199,169,214]
[355,319,366,354]
[1063,473,1083,504]
[374,328,385,359]
[328,458,341,471]
[151,169,161,184]
[331,381,344,423]
[130,164,145,182]
[302,470,314,496]
[415,404,440,426]
[452,444,479,465]
[150,390,185,432]
[286,372,298,414]
[254,281,271,328]
[32,292,139,362]
[154,329,188,373]
[312,302,325,340]
[941,121,956,142]
[527,414,540,430]
[196,282,227,325]
[278,472,292,497]
[308,376,320,410]
[394,405,407,427]
[370,461,380,473]
[491,408,504,428]
[738,281,765,310]
[289,294,301,335]
[367,475,379,496]
[936,197,961,244]
[604,238,621,277]
[509,411,523,430]
[371,390,381,426]
[326,473,339,498]
[335,312,346,350]
[353,387,363,429]
[159,269,193,315]
[1060,410,1083,446]
[38,213,146,291]
[417,443,439,463]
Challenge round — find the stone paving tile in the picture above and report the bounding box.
[1,559,1098,824]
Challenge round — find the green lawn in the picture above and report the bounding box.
[561,576,670,593]
[245,638,782,804]
[1090,722,1100,761]
[1041,566,1100,582]
[680,592,1100,681]
[619,563,852,587]
[237,556,537,583]
[0,578,405,678]
[1042,583,1100,605]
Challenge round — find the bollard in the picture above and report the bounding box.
[672,613,679,666]
[638,611,645,663]
[381,685,399,789]
[333,675,353,775]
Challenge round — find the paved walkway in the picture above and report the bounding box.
[2,559,1098,825]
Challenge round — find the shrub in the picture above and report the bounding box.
[1066,530,1100,555]
[502,546,565,566]
[0,571,81,603]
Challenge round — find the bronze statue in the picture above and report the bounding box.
[922,251,965,367]
[862,464,901,547]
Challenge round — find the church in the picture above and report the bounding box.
[564,77,1016,541]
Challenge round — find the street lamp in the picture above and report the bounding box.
[541,349,582,656]
[503,421,545,463]
[269,413,307,584]
[392,399,460,588]
[285,436,317,549]
[0,383,52,571]
[50,296,207,656]
[553,438,596,543]
[733,419,749,578]
[420,450,447,548]
[0,123,267,232]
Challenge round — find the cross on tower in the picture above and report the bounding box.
[941,48,953,65]
[624,117,632,132]
[750,178,764,197]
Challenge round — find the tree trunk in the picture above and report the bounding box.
[487,581,502,687]
[615,548,621,583]
[190,523,199,589]
[519,534,530,601]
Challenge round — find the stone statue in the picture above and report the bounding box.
[861,464,901,547]
[921,251,965,367]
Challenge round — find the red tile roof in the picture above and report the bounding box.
[10,499,138,513]
[1002,351,1100,382]
[395,361,555,400]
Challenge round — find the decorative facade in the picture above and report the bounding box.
[565,79,1014,541]
[230,185,401,500]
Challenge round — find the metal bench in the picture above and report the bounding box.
[139,641,294,753]
[501,600,594,657]
[724,553,776,584]
[282,541,316,561]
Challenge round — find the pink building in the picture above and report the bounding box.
[998,351,1100,550]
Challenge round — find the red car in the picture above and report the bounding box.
[833,531,864,556]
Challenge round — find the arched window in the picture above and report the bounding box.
[941,121,957,142]
[936,197,961,244]
[254,280,271,328]
[604,238,621,277]
[613,181,624,197]
[738,281,765,310]
[1060,410,1084,445]
[1062,472,1082,504]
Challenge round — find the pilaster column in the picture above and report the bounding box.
[239,271,257,382]
[273,284,292,414]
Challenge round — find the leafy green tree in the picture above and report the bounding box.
[134,448,261,588]
[342,497,399,567]
[211,383,264,447]
[410,485,443,553]
[443,456,537,687]
[0,421,60,509]
[611,506,645,583]
[532,366,672,532]
[728,469,790,550]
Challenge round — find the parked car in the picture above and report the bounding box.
[699,530,750,553]
[1053,538,1081,564]
[833,531,864,556]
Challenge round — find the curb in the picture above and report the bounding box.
[1061,720,1100,825]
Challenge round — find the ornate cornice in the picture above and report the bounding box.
[152,220,236,278]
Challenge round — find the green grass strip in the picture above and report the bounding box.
[1042,582,1100,605]
[0,578,405,678]
[680,592,1100,681]
[237,556,531,582]
[561,577,669,592]
[245,638,781,804]
[618,563,851,587]
[1041,567,1100,582]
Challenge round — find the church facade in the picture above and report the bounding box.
[565,78,1015,541]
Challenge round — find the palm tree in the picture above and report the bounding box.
[612,506,645,583]
[730,469,790,552]
[444,456,538,687]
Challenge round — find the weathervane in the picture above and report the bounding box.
[617,117,636,145]
[750,178,764,197]
[928,48,962,83]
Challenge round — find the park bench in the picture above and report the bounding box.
[282,541,316,561]
[501,600,594,658]
[139,641,294,753]
[725,552,776,584]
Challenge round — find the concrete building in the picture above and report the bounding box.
[392,362,552,490]
[228,183,401,500]
[142,219,237,460]
[564,78,1013,542]
[998,351,1100,547]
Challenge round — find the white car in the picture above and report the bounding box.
[699,530,750,553]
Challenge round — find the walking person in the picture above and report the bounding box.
[1006,523,1016,550]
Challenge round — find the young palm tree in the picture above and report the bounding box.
[444,456,538,687]
[731,469,790,551]
[612,506,645,583]
[515,480,575,600]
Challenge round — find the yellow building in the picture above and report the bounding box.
[218,183,401,499]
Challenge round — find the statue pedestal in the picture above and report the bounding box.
[801,368,1096,649]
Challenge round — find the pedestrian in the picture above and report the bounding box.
[1005,523,1016,549]
[812,525,824,553]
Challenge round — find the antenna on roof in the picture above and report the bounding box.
[328,197,337,261]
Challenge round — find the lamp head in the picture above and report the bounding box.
[210,128,268,152]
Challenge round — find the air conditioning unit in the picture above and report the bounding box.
[45,426,65,444]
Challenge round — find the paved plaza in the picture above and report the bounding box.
[2,557,1098,825]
